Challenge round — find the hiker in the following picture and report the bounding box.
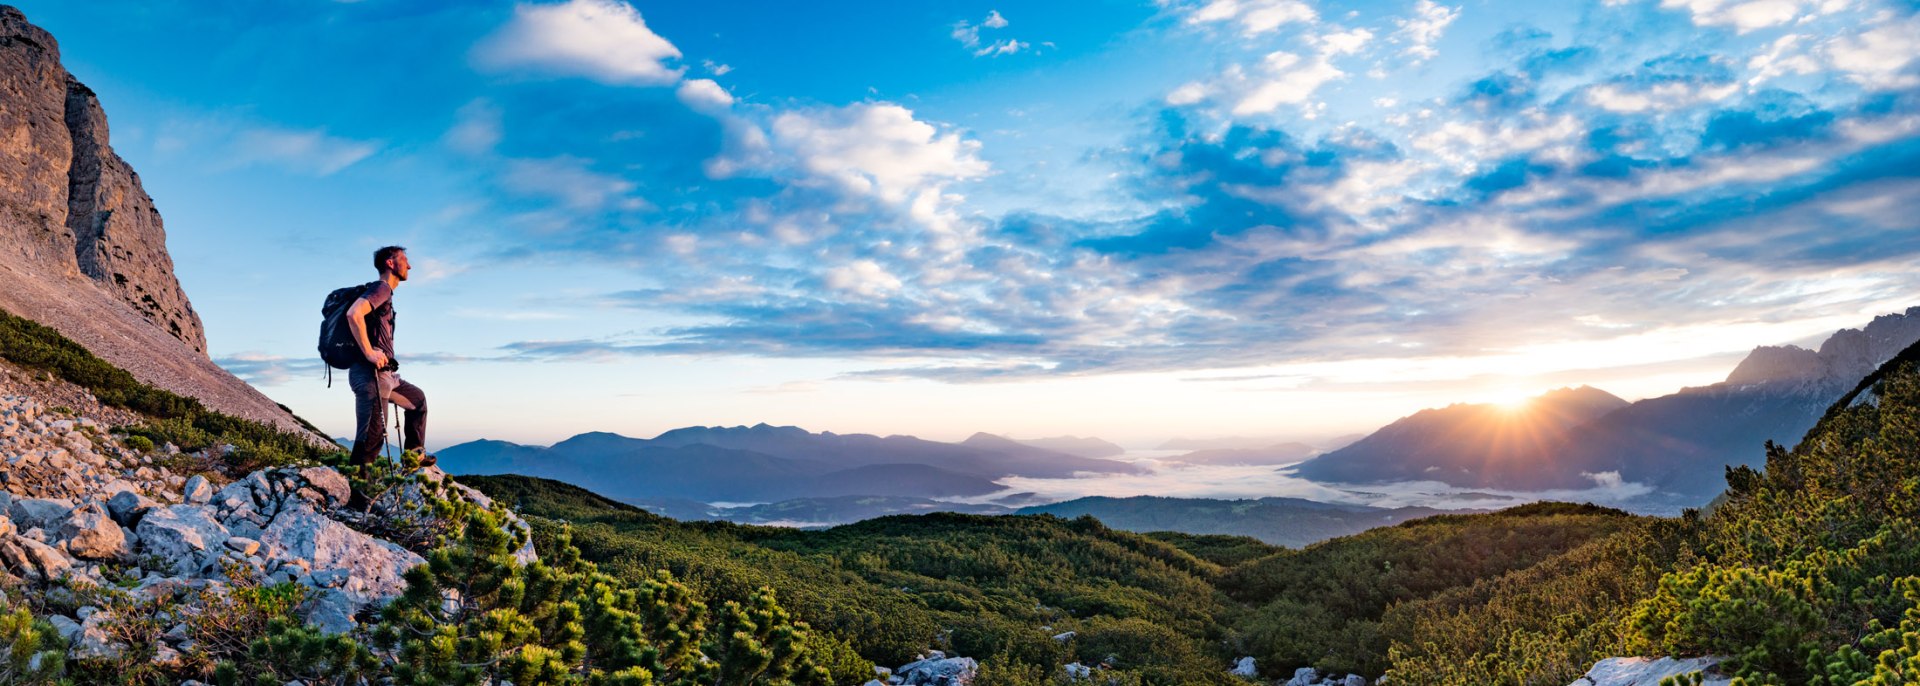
[345,245,435,473]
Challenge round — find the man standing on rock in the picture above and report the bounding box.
[346,246,435,480]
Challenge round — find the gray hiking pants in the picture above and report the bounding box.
[348,362,426,467]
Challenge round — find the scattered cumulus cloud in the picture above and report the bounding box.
[475,0,683,86]
[952,9,1035,57]
[1180,0,1318,36]
[676,78,734,113]
[1393,0,1459,63]
[767,103,990,203]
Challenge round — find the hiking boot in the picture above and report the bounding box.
[418,454,437,468]
[346,489,371,512]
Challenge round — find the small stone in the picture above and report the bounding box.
[182,475,212,504]
[224,537,261,556]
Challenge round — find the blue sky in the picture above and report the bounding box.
[17,0,1920,448]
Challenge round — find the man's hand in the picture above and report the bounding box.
[367,350,389,369]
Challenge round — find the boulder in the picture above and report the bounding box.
[135,505,229,572]
[9,498,72,530]
[182,475,212,504]
[895,656,978,686]
[70,611,121,660]
[1231,656,1256,678]
[0,537,70,580]
[106,490,158,527]
[292,467,350,509]
[257,508,423,605]
[1570,657,1729,686]
[302,587,357,635]
[56,504,128,560]
[1286,668,1321,686]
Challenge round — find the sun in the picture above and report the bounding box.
[1484,389,1535,412]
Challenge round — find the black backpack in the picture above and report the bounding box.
[318,282,375,370]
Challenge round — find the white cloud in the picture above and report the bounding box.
[1313,27,1374,55]
[1825,15,1920,89]
[1746,34,1823,84]
[1167,82,1209,105]
[975,39,1030,57]
[500,157,643,212]
[229,126,379,176]
[474,0,683,86]
[1394,0,1459,62]
[769,103,990,203]
[1232,51,1345,115]
[445,99,502,154]
[826,259,905,298]
[702,59,733,76]
[1659,0,1832,32]
[1183,0,1318,36]
[952,22,981,48]
[676,78,734,113]
[1585,81,1741,112]
[1411,112,1587,171]
[953,10,1030,56]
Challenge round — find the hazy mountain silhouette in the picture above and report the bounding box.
[1005,435,1126,458]
[440,422,1136,504]
[1289,385,1629,488]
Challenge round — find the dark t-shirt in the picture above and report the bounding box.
[360,281,396,359]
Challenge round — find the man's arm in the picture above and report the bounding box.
[346,298,389,368]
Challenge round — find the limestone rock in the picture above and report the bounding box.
[1230,656,1256,678]
[70,611,121,660]
[1570,656,1729,686]
[303,587,357,636]
[9,497,72,530]
[56,503,127,560]
[0,7,330,444]
[0,536,69,580]
[107,490,157,527]
[894,656,978,686]
[135,504,228,571]
[257,507,423,605]
[182,474,211,504]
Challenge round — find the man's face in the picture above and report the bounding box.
[390,251,411,281]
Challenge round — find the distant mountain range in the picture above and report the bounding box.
[621,493,1452,548]
[438,425,1140,504]
[1288,385,1630,488]
[1290,307,1920,510]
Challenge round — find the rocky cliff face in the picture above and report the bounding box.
[0,6,202,352]
[0,6,318,440]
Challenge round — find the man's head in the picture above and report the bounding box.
[374,245,410,281]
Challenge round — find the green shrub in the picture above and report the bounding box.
[0,307,338,473]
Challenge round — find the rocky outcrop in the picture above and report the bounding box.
[0,6,323,442]
[1283,667,1367,686]
[1568,656,1728,685]
[0,391,527,661]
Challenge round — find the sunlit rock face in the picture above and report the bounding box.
[0,5,322,441]
[0,5,203,352]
